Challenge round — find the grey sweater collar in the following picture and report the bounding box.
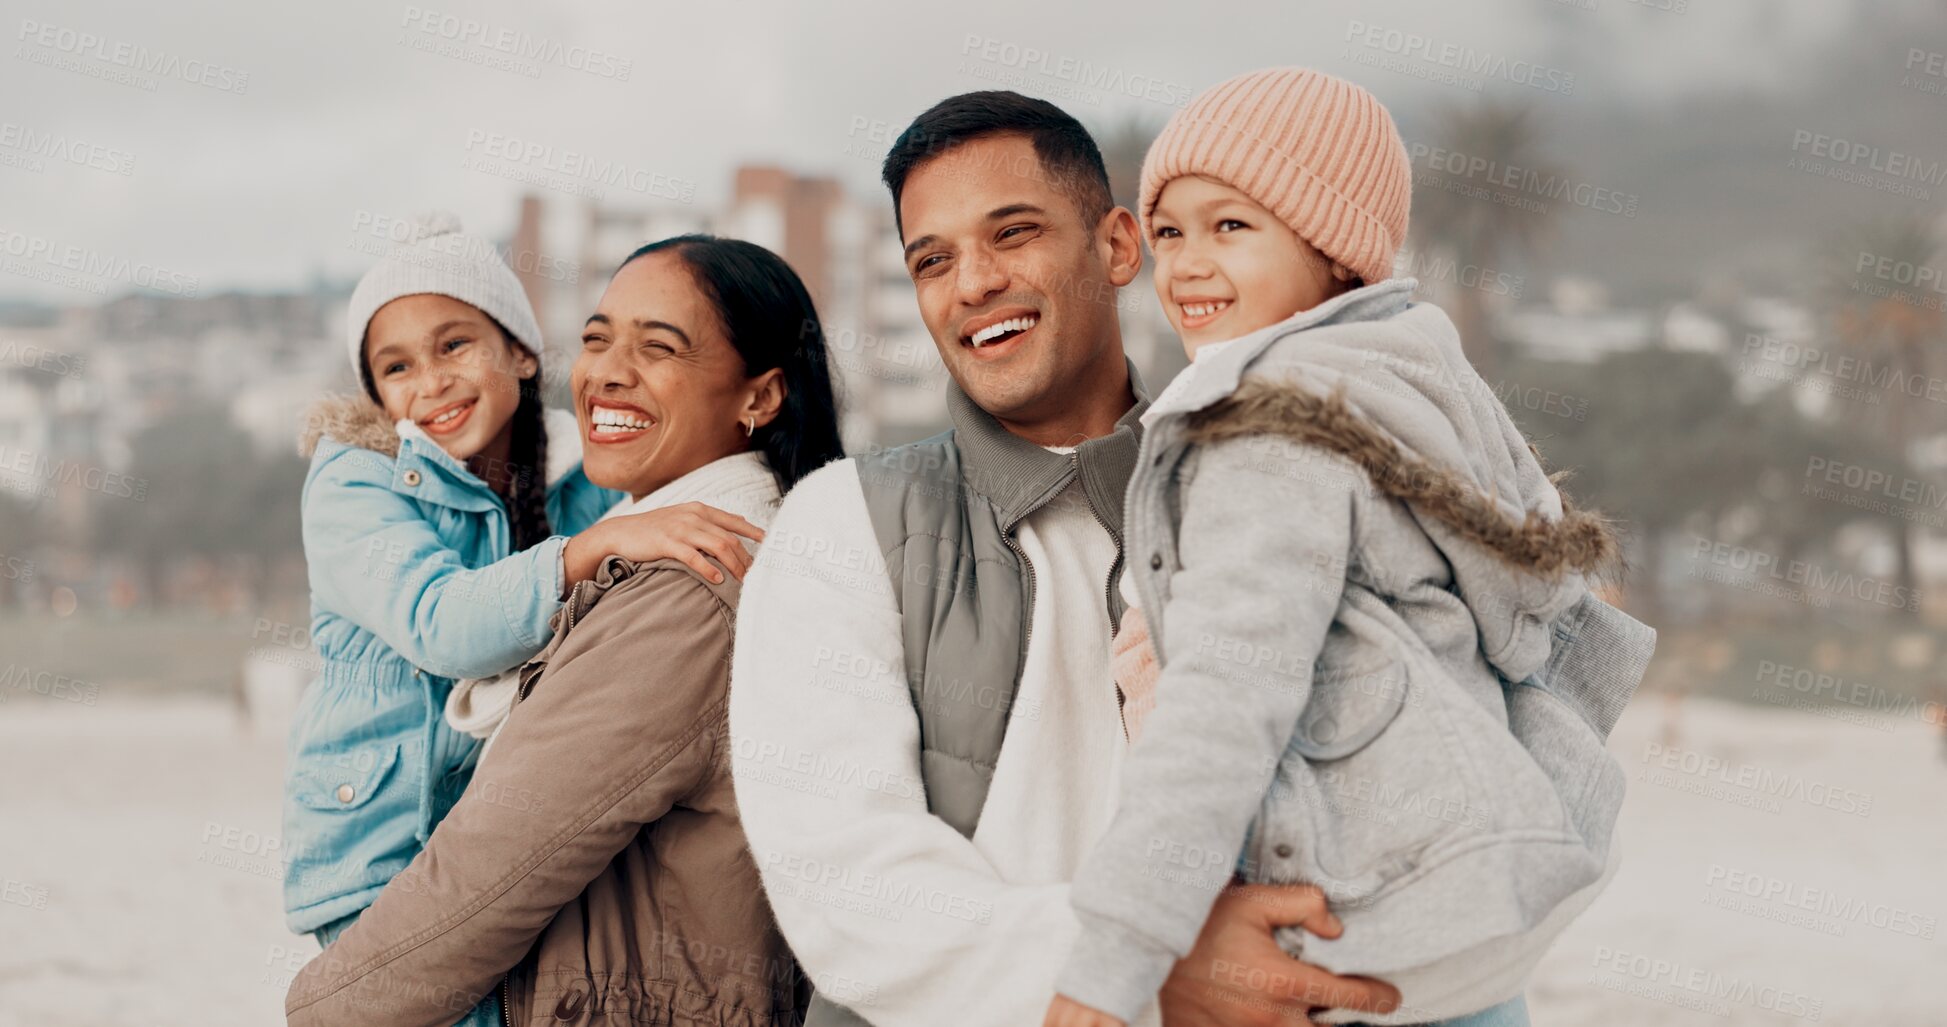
[944,356,1151,533]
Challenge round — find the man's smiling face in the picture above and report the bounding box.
[898,133,1127,430]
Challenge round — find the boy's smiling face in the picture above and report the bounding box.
[1150,174,1348,356]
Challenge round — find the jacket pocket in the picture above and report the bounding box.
[1289,644,1409,761]
[283,737,417,921]
[290,742,403,812]
[1258,618,1484,903]
[282,672,441,924]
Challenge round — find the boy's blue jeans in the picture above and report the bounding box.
[1345,995,1530,1027]
[313,912,503,1027]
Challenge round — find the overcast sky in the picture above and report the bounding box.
[0,0,1866,303]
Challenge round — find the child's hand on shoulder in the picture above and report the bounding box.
[565,502,764,586]
[1043,995,1126,1027]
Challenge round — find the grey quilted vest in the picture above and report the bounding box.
[805,362,1149,1027]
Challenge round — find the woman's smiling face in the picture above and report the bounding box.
[363,293,535,462]
[574,250,772,499]
[1149,174,1347,356]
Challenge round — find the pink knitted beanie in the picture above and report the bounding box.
[1139,67,1412,285]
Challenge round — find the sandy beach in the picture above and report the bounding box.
[1,693,1939,1026]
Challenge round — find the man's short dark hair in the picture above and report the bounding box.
[881,90,1115,238]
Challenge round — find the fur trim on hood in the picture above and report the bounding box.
[1185,378,1618,580]
[299,394,400,459]
[297,394,585,487]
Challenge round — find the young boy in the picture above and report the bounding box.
[1045,68,1652,1027]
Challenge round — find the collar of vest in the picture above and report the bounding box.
[943,356,1151,532]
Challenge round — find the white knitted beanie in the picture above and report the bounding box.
[344,211,544,388]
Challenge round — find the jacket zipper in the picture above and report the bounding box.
[1114,677,1129,742]
[1074,453,1131,743]
[562,577,596,634]
[1002,532,1036,673]
[501,974,513,1027]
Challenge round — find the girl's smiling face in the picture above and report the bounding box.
[1149,174,1349,357]
[363,293,536,462]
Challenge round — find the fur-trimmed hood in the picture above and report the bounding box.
[298,394,400,460]
[1144,278,1617,680]
[297,393,585,488]
[1154,279,1615,579]
[1186,380,1615,579]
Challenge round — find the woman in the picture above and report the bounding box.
[285,234,845,1027]
[285,214,761,979]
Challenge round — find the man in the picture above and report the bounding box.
[729,91,1402,1027]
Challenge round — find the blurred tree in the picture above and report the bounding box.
[1514,344,1925,623]
[1410,100,1558,381]
[93,403,303,606]
[1741,391,1902,570]
[238,450,310,600]
[1821,218,1945,617]
[1516,348,1755,623]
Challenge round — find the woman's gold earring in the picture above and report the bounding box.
[743,415,756,438]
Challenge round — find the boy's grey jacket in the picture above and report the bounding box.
[1057,279,1657,1023]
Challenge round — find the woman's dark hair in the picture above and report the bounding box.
[359,319,554,552]
[617,234,844,491]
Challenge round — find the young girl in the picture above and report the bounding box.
[1047,69,1654,1026]
[284,215,764,1020]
